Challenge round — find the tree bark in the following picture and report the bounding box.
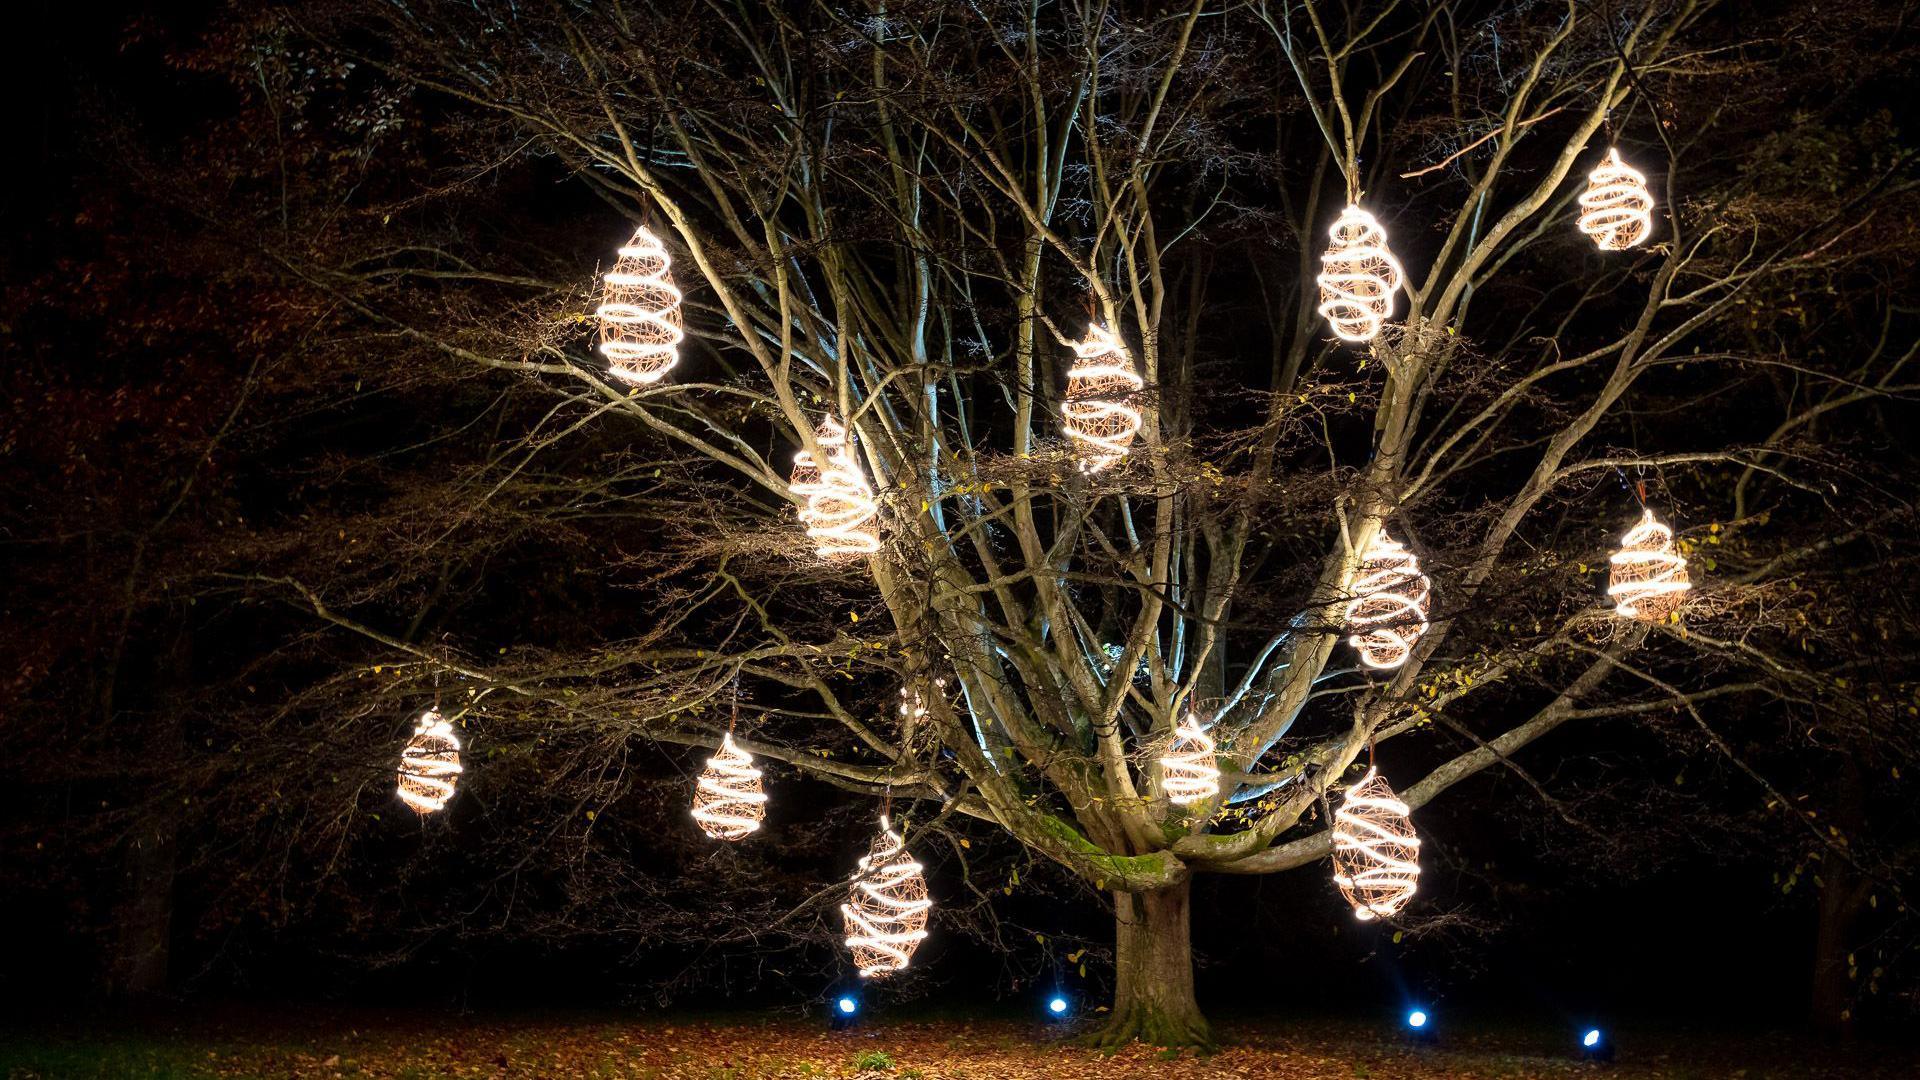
[107,817,176,998]
[1810,759,1869,1039]
[1091,879,1212,1049]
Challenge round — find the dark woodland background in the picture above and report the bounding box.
[4,0,1920,1041]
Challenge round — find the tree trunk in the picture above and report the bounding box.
[107,817,176,998]
[1810,759,1869,1039]
[1810,866,1859,1039]
[1091,879,1212,1049]
[104,622,187,999]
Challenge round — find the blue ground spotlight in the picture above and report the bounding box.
[829,994,860,1030]
[1045,994,1071,1020]
[1579,1026,1615,1062]
[1403,1008,1437,1045]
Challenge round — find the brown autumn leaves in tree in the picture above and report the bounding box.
[3,0,1919,1046]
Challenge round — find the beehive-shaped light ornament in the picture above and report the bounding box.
[1316,206,1405,343]
[792,417,880,558]
[1061,324,1144,473]
[841,816,931,978]
[1344,530,1431,670]
[1577,149,1655,251]
[396,709,463,815]
[691,732,769,841]
[1331,767,1421,921]
[1159,713,1221,806]
[787,420,828,501]
[1608,508,1691,622]
[596,226,685,385]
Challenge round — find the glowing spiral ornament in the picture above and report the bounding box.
[396,709,463,815]
[1315,206,1405,343]
[841,816,931,978]
[1331,767,1421,920]
[1061,324,1144,473]
[690,732,769,841]
[1344,530,1431,670]
[1577,149,1654,251]
[787,420,827,500]
[1159,714,1221,806]
[596,226,685,385]
[793,416,880,558]
[1608,508,1691,622]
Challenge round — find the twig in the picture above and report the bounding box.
[1399,107,1567,178]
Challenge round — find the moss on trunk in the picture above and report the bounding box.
[1087,879,1213,1050]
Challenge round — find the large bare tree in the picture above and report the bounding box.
[21,0,1913,1044]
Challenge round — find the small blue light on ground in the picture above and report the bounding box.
[1407,1010,1428,1029]
[1584,1028,1602,1048]
[837,997,858,1015]
[1049,997,1068,1014]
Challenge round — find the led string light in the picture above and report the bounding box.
[1060,323,1145,473]
[841,815,932,978]
[691,732,769,841]
[787,420,827,499]
[596,226,685,385]
[1344,530,1431,670]
[1577,149,1654,250]
[1330,767,1422,921]
[791,416,880,558]
[1608,507,1691,622]
[1316,206,1405,343]
[897,677,947,730]
[899,684,930,723]
[1158,713,1221,806]
[396,709,464,815]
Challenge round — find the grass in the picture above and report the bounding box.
[0,1035,216,1080]
[1,1009,1913,1079]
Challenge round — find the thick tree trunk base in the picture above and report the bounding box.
[1088,880,1214,1051]
[1085,1000,1214,1052]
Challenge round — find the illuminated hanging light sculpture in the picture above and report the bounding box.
[1344,530,1431,670]
[690,732,769,841]
[1060,323,1144,473]
[1608,508,1691,622]
[793,416,880,558]
[841,816,932,978]
[1331,767,1422,921]
[787,420,828,500]
[1158,713,1221,806]
[396,709,463,815]
[1577,149,1655,251]
[596,226,685,385]
[1315,206,1405,343]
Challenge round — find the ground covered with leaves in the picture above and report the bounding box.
[3,1010,1912,1079]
